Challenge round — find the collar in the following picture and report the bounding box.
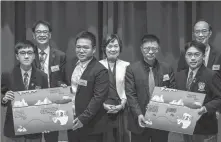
[76,57,93,68]
[38,45,50,54]
[205,45,210,54]
[188,66,200,78]
[142,58,158,69]
[20,66,32,77]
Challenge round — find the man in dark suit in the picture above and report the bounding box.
[125,34,176,142]
[1,40,48,142]
[64,31,109,142]
[176,40,221,142]
[177,20,221,76]
[31,20,66,142]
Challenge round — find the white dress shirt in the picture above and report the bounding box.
[204,45,210,67]
[38,46,50,87]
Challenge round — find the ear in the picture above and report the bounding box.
[32,54,36,60]
[48,33,52,39]
[202,54,206,60]
[92,47,96,54]
[208,31,212,38]
[32,33,36,40]
[16,54,19,61]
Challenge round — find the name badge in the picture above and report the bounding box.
[51,65,60,72]
[163,74,170,81]
[78,79,87,86]
[212,65,220,71]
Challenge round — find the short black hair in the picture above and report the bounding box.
[193,19,212,31]
[32,20,52,33]
[102,34,123,56]
[184,40,206,54]
[75,31,96,48]
[15,40,36,54]
[141,34,160,45]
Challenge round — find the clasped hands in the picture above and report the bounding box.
[103,103,123,114]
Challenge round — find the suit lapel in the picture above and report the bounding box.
[140,61,150,102]
[13,65,26,91]
[48,48,56,76]
[28,67,37,90]
[34,50,41,69]
[190,65,204,91]
[207,46,216,69]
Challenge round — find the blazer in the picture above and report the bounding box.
[99,59,130,101]
[125,60,176,134]
[64,57,109,134]
[175,65,221,135]
[1,64,48,138]
[177,45,221,76]
[33,47,66,88]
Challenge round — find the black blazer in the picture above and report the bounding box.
[175,65,221,135]
[1,65,48,138]
[64,57,109,134]
[33,47,66,88]
[125,60,176,134]
[177,45,221,76]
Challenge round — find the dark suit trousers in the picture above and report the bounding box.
[44,131,58,142]
[131,128,168,142]
[67,129,103,142]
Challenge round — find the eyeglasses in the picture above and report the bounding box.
[76,45,92,51]
[142,47,158,52]
[194,30,209,35]
[18,51,34,56]
[35,30,50,35]
[185,52,202,58]
[107,44,119,49]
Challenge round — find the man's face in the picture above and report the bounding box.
[105,39,120,60]
[16,47,35,66]
[75,38,95,62]
[33,24,51,45]
[193,21,212,45]
[185,46,205,70]
[141,41,159,61]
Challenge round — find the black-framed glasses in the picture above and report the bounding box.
[185,52,202,58]
[35,30,50,35]
[194,29,209,35]
[142,47,158,52]
[18,51,34,56]
[76,45,92,50]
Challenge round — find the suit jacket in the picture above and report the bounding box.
[175,65,221,135]
[64,57,109,135]
[177,45,221,76]
[99,59,130,101]
[1,64,48,138]
[33,47,66,88]
[125,60,176,134]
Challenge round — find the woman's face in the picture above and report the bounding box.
[105,39,120,61]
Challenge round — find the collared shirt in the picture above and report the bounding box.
[187,67,200,80]
[20,67,32,88]
[38,46,50,87]
[204,45,210,67]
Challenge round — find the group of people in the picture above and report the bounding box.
[1,19,221,142]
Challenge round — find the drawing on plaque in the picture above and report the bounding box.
[151,95,164,102]
[13,99,29,107]
[17,125,27,132]
[177,113,192,129]
[52,110,69,125]
[35,97,52,105]
[169,99,184,106]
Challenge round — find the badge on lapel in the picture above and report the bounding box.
[198,82,205,91]
[78,79,87,86]
[212,65,220,71]
[163,74,170,81]
[51,65,60,72]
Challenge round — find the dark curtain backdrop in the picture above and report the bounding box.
[1,1,221,142]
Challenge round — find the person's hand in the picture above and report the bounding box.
[216,111,220,119]
[3,91,14,102]
[103,103,114,111]
[107,105,123,114]
[197,106,207,115]
[72,118,83,131]
[138,114,146,128]
[60,84,67,88]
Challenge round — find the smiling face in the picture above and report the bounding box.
[105,39,120,61]
[33,23,51,45]
[185,46,205,70]
[75,38,95,62]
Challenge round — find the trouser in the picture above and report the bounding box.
[44,131,59,142]
[5,136,42,142]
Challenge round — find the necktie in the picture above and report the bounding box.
[186,71,194,91]
[39,51,46,71]
[149,67,155,97]
[23,72,29,90]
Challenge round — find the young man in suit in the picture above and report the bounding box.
[125,34,176,142]
[176,40,221,142]
[64,31,109,142]
[1,40,48,142]
[31,20,66,142]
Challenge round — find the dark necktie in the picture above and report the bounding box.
[39,51,46,71]
[149,67,155,97]
[186,71,193,91]
[23,72,29,90]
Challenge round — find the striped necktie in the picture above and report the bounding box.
[186,71,193,91]
[39,51,46,71]
[23,72,29,90]
[149,67,155,97]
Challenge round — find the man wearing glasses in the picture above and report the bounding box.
[125,34,176,142]
[32,20,66,142]
[1,40,48,142]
